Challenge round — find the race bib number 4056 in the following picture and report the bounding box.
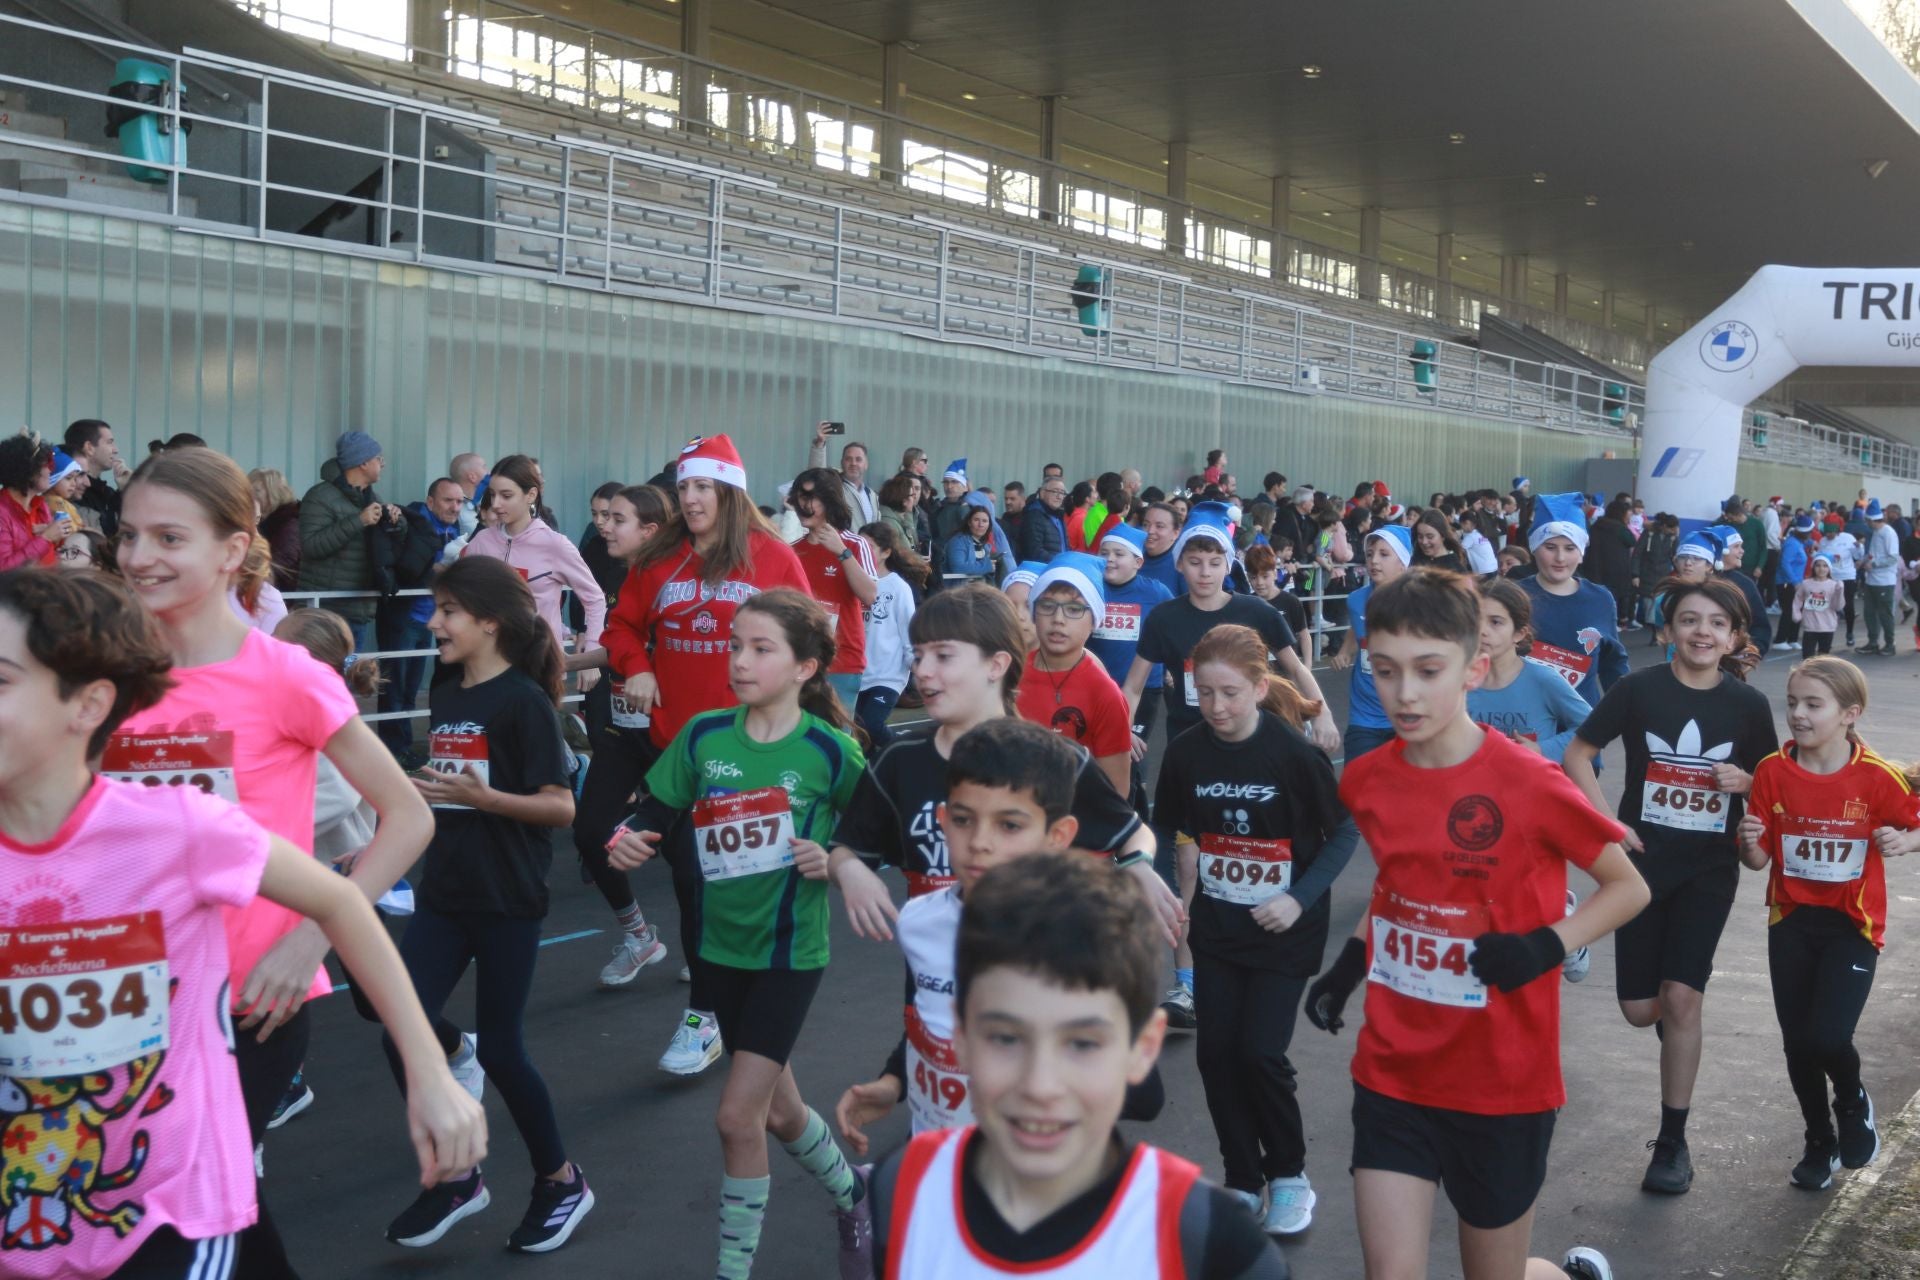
[1368,890,1488,1009]
[0,913,168,1076]
[1642,760,1727,833]
[693,787,796,882]
[1781,816,1869,883]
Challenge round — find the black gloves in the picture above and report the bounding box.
[1468,926,1566,993]
[1305,936,1368,1034]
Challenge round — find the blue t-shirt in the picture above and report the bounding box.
[1518,578,1628,707]
[1467,658,1594,763]
[1089,571,1173,690]
[1139,550,1182,597]
[1345,582,1389,730]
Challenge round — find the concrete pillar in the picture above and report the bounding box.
[1601,289,1615,327]
[1270,176,1291,279]
[1502,253,1529,303]
[679,0,711,134]
[1436,232,1455,322]
[1645,303,1657,340]
[880,42,908,183]
[1358,206,1382,301]
[1553,272,1569,316]
[1166,140,1189,257]
[1039,95,1062,222]
[409,0,448,71]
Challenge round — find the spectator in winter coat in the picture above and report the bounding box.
[1019,474,1069,561]
[297,430,405,649]
[64,418,128,537]
[0,434,63,570]
[248,467,303,590]
[374,477,464,760]
[1581,499,1637,628]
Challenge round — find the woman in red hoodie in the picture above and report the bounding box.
[0,434,64,569]
[601,434,810,1076]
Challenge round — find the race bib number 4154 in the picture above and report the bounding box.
[0,913,169,1076]
[1368,890,1488,1009]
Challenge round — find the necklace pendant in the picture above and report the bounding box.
[1055,690,1063,705]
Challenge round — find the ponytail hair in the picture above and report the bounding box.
[128,446,272,612]
[1786,655,1920,786]
[432,556,565,706]
[275,607,382,698]
[735,588,854,735]
[860,520,930,589]
[907,583,1025,715]
[1189,623,1323,730]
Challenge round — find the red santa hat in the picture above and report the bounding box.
[677,434,747,490]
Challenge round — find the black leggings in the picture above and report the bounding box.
[1192,952,1309,1191]
[1769,907,1876,1138]
[571,725,662,915]
[232,1006,310,1280]
[381,909,568,1176]
[660,815,713,1012]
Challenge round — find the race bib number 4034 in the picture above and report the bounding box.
[0,913,168,1076]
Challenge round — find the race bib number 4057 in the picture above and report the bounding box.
[0,913,168,1076]
[693,787,796,882]
[1642,760,1727,833]
[1368,890,1488,1009]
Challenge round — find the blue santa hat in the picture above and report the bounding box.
[1364,523,1415,567]
[1812,552,1833,569]
[942,457,968,484]
[1512,476,1530,491]
[1002,560,1048,592]
[1528,492,1591,553]
[1792,513,1815,534]
[1868,498,1885,519]
[1674,526,1726,564]
[1031,552,1107,617]
[1172,501,1236,562]
[48,448,83,486]
[1100,521,1147,560]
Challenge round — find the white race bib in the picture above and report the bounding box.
[821,602,841,636]
[1641,760,1727,833]
[1197,834,1292,905]
[427,730,491,810]
[1183,660,1199,707]
[1781,815,1869,883]
[1804,593,1831,613]
[905,1006,971,1132]
[693,786,796,881]
[1096,603,1142,642]
[101,731,238,804]
[1357,640,1372,676]
[1530,641,1593,691]
[0,914,169,1077]
[610,691,652,730]
[1368,890,1488,1009]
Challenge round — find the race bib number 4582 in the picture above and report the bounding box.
[0,913,168,1076]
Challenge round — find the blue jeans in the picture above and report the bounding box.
[827,672,863,719]
[376,610,434,755]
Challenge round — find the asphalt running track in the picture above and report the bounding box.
[268,631,1920,1278]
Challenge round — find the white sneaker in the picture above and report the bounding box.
[598,928,667,987]
[659,1010,722,1075]
[1562,889,1590,983]
[1263,1174,1315,1235]
[677,965,691,983]
[449,1033,487,1103]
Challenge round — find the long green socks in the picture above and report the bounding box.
[716,1175,768,1280]
[783,1107,859,1212]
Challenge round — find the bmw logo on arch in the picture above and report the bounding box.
[1699,320,1758,372]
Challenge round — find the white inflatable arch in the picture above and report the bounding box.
[1638,265,1920,518]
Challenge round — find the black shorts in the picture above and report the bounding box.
[1350,1083,1555,1230]
[1613,867,1736,1001]
[706,963,825,1064]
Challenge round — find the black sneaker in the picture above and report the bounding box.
[265,1073,313,1130]
[508,1165,595,1253]
[1561,1246,1613,1280]
[387,1168,490,1247]
[1791,1133,1841,1189]
[1836,1091,1881,1169]
[1159,985,1196,1032]
[1641,1136,1693,1194]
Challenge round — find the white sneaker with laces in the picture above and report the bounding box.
[659,1010,722,1075]
[1263,1175,1315,1235]
[449,1033,487,1103]
[598,928,667,987]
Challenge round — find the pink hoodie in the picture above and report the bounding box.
[463,516,607,648]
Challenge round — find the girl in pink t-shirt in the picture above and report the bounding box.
[0,568,484,1280]
[112,448,436,1265]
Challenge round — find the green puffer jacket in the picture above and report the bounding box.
[297,475,385,622]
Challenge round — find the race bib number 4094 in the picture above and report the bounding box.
[1196,834,1291,905]
[0,913,169,1076]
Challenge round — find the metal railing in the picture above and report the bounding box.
[0,11,1650,442]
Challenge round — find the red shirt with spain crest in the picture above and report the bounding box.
[1339,727,1624,1114]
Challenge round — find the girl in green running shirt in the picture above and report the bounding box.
[608,587,873,1276]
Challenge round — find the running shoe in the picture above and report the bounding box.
[387,1168,491,1247]
[598,927,667,987]
[1791,1133,1841,1189]
[266,1072,313,1130]
[1562,889,1590,984]
[1561,1246,1614,1280]
[659,1010,722,1075]
[508,1165,594,1252]
[1226,1188,1263,1219]
[834,1164,873,1280]
[678,965,692,983]
[1159,985,1197,1032]
[1836,1090,1881,1169]
[449,1032,486,1103]
[1641,1136,1693,1194]
[1263,1174,1315,1235]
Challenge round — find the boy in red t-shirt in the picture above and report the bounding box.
[788,466,880,713]
[1017,553,1133,796]
[1304,569,1649,1280]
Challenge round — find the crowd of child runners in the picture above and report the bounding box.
[4,420,1919,1280]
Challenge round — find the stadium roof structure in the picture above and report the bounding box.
[722,0,1920,336]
